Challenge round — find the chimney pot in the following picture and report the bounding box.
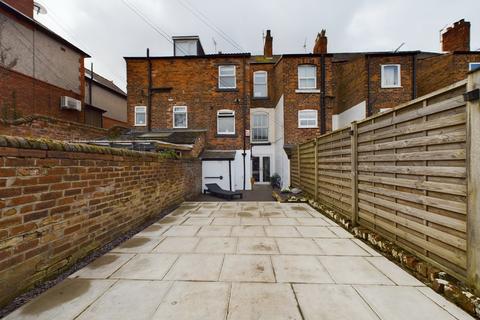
[441,19,470,52]
[313,29,328,54]
[264,30,273,57]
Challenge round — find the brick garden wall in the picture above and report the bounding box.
[0,136,201,307]
[0,114,108,141]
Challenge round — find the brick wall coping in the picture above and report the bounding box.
[0,135,183,160]
[0,114,108,133]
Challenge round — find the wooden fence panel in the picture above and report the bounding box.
[290,79,471,281]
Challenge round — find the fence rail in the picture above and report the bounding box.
[290,72,480,289]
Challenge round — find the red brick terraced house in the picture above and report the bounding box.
[0,0,90,124]
[125,20,480,191]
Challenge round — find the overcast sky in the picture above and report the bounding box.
[35,0,480,90]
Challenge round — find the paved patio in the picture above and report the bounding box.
[6,202,473,320]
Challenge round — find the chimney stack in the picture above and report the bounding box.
[441,19,470,52]
[3,0,34,18]
[313,30,328,54]
[264,30,273,57]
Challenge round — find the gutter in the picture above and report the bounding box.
[366,55,372,116]
[147,48,152,132]
[242,56,247,190]
[320,54,326,134]
[412,55,417,99]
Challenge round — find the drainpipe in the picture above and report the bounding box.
[320,54,326,134]
[412,54,417,99]
[366,55,372,117]
[147,48,152,132]
[89,63,93,106]
[242,56,247,190]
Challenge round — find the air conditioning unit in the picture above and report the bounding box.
[60,96,82,111]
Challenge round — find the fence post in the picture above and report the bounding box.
[297,144,301,188]
[314,138,318,201]
[351,122,359,226]
[467,69,480,293]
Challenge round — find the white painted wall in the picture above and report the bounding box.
[201,150,252,192]
[273,95,290,188]
[332,101,366,130]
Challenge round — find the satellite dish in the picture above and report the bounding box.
[33,2,47,15]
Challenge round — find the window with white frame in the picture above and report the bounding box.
[298,110,318,128]
[298,65,317,89]
[252,112,268,142]
[134,106,147,126]
[217,110,235,135]
[381,64,401,88]
[173,106,187,128]
[253,71,268,98]
[469,62,480,72]
[218,65,236,89]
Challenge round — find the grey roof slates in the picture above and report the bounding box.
[85,69,126,97]
[200,150,236,160]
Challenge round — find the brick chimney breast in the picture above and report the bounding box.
[441,19,470,52]
[313,29,328,54]
[3,0,34,18]
[264,30,273,57]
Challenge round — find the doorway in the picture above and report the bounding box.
[252,156,271,184]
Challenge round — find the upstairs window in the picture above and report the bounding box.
[173,106,188,128]
[381,64,401,88]
[253,71,268,98]
[298,110,318,128]
[218,65,236,89]
[252,112,269,142]
[217,110,235,135]
[469,62,480,72]
[298,65,317,89]
[134,106,147,126]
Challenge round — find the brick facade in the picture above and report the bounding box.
[0,136,201,307]
[126,55,250,150]
[103,116,128,129]
[417,53,480,96]
[2,0,33,18]
[333,56,367,114]
[442,19,470,52]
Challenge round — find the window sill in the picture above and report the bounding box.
[381,85,402,89]
[252,97,269,100]
[217,88,239,92]
[251,142,271,146]
[298,126,318,129]
[296,89,321,94]
[215,134,237,138]
[134,124,147,127]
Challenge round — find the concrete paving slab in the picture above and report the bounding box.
[276,238,323,255]
[76,280,172,320]
[164,254,224,281]
[293,284,380,320]
[153,281,230,320]
[314,238,370,256]
[4,279,115,320]
[268,217,298,225]
[328,226,354,238]
[231,225,266,237]
[318,256,394,285]
[296,226,338,238]
[220,255,275,282]
[163,225,200,237]
[182,217,213,225]
[240,217,269,225]
[272,255,334,283]
[110,253,178,280]
[153,237,200,253]
[265,226,301,237]
[157,216,186,225]
[355,285,460,320]
[211,217,241,225]
[297,217,331,226]
[135,225,170,238]
[195,237,237,254]
[417,287,475,320]
[352,239,382,256]
[111,237,163,253]
[284,211,313,218]
[237,237,279,254]
[69,254,134,279]
[210,210,238,218]
[366,256,425,286]
[197,225,232,236]
[261,210,286,217]
[227,283,302,320]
